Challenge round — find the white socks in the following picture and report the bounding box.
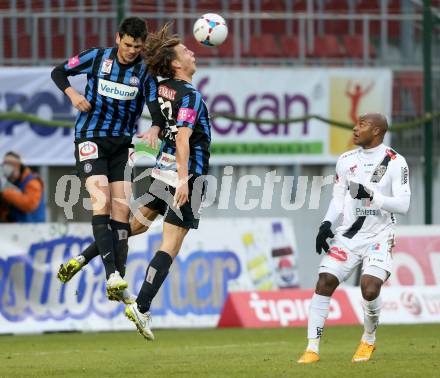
[362,296,382,345]
[306,293,331,353]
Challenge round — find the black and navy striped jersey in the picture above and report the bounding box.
[53,47,163,139]
[156,79,211,176]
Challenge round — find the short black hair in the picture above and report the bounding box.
[118,17,148,41]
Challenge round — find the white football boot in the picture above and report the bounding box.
[125,303,155,341]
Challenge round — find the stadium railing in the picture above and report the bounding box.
[0,10,436,68]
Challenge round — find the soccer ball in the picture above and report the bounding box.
[193,13,228,46]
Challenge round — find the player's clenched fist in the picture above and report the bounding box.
[71,94,92,112]
[65,87,92,112]
[315,221,334,254]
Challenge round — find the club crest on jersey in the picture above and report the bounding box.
[101,59,113,74]
[371,165,387,183]
[129,76,140,87]
[158,85,176,100]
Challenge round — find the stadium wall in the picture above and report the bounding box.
[0,223,439,334]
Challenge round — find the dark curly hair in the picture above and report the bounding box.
[118,17,148,41]
[143,22,181,78]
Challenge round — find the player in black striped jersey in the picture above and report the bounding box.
[298,113,411,364]
[57,23,212,339]
[53,17,165,301]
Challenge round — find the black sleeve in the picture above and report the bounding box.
[51,65,71,92]
[148,101,166,129]
[145,75,166,129]
[50,48,98,92]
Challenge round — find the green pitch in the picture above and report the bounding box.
[1,325,439,377]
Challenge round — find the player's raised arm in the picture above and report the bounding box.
[50,48,98,112]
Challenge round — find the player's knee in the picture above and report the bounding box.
[361,275,382,300]
[130,218,148,236]
[315,273,339,296]
[111,201,130,222]
[361,285,380,301]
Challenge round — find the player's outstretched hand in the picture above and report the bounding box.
[315,221,334,254]
[349,180,373,200]
[173,181,189,209]
[138,126,161,149]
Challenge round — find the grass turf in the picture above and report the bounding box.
[1,324,439,377]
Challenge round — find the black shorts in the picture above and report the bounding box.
[143,176,206,229]
[74,136,133,183]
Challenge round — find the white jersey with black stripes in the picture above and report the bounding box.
[324,143,411,240]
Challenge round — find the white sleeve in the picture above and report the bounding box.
[371,156,411,214]
[323,158,346,223]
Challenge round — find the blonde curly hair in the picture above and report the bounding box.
[143,22,181,78]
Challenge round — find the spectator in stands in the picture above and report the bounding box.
[0,151,46,223]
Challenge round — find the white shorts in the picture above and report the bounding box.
[318,229,394,283]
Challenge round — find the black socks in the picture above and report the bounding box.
[110,219,130,277]
[136,251,173,313]
[92,214,116,279]
[81,220,132,276]
[81,242,100,264]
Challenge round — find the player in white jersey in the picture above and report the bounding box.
[298,113,411,364]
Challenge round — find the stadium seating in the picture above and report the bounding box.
[343,35,377,59]
[242,34,283,58]
[307,35,345,59]
[0,0,433,62]
[280,35,300,58]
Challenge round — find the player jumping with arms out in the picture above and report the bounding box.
[123,23,211,340]
[51,17,165,302]
[57,22,211,339]
[297,113,411,364]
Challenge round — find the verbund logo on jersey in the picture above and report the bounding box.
[218,289,359,328]
[98,78,138,100]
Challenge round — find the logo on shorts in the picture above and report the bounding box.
[78,141,98,162]
[327,246,348,262]
[84,162,92,174]
[129,76,140,87]
[371,243,381,251]
[101,59,113,74]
